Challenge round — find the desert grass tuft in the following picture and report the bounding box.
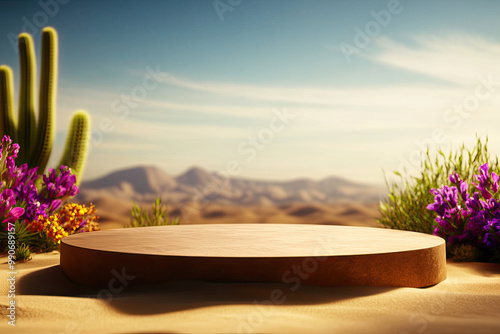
[125,197,180,228]
[15,243,32,261]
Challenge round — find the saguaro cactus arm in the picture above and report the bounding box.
[0,65,16,142]
[59,111,90,185]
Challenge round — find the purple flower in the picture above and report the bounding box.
[427,194,446,216]
[1,135,79,226]
[466,192,482,212]
[435,214,456,233]
[467,211,487,235]
[473,163,499,200]
[42,166,79,200]
[493,173,500,193]
[0,189,17,217]
[1,135,19,159]
[48,199,62,213]
[2,207,25,224]
[485,198,500,212]
[449,172,460,184]
[429,165,500,256]
[427,185,458,216]
[459,180,469,202]
[442,186,458,208]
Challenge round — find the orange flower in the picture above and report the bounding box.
[27,202,100,244]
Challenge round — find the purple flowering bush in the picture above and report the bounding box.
[427,163,500,262]
[0,135,97,259]
[379,137,500,262]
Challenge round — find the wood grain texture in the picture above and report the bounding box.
[60,224,446,288]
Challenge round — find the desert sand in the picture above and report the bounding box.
[1,251,500,334]
[95,201,383,229]
[1,167,499,333]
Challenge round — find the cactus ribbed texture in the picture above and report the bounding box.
[0,65,16,141]
[0,27,91,183]
[17,33,36,162]
[31,27,57,173]
[59,111,90,185]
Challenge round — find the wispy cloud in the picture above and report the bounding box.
[371,34,500,84]
[159,74,464,108]
[142,100,277,120]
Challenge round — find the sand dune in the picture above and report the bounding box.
[77,197,382,229]
[287,203,324,217]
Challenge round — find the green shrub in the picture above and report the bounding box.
[15,243,32,261]
[125,197,180,228]
[0,220,36,256]
[378,137,499,236]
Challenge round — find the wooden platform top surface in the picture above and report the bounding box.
[62,224,444,258]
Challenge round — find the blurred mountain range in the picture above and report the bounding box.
[78,165,385,206]
[75,166,385,228]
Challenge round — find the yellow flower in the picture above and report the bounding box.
[46,223,68,243]
[27,202,100,246]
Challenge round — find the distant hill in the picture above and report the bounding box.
[176,166,214,187]
[82,165,177,194]
[78,165,385,206]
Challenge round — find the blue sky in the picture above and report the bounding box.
[1,0,500,185]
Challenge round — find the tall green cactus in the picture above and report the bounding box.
[0,65,16,142]
[0,27,90,184]
[59,111,90,184]
[17,32,36,162]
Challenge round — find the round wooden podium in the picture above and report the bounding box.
[60,224,446,288]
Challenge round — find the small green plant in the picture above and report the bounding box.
[378,137,499,236]
[15,243,32,262]
[13,219,36,245]
[125,197,180,228]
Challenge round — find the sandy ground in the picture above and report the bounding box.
[1,201,499,333]
[1,251,500,334]
[93,200,383,229]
